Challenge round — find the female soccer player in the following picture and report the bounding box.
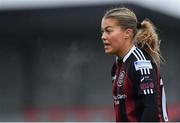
[101,7,168,122]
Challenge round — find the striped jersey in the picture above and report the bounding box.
[111,46,168,122]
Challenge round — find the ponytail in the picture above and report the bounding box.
[134,19,163,68]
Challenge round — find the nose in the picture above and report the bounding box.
[101,32,106,41]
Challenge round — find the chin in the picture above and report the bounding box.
[105,50,114,55]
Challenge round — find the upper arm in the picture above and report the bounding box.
[130,60,158,96]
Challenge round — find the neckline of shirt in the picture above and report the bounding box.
[116,45,136,64]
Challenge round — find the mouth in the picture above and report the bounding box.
[103,42,111,49]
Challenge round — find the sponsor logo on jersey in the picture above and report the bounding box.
[140,75,152,82]
[140,82,154,90]
[117,94,127,99]
[113,94,127,99]
[140,77,145,82]
[134,60,152,71]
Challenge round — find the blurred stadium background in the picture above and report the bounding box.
[0,0,180,121]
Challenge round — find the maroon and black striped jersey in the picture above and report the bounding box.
[111,46,168,122]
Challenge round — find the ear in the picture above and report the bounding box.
[124,28,133,39]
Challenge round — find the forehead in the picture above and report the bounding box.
[101,18,119,29]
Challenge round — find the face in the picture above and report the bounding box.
[101,18,128,56]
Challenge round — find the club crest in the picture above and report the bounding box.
[117,71,125,87]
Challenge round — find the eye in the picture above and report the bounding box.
[101,30,104,34]
[105,28,113,34]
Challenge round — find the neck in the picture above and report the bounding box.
[117,42,133,59]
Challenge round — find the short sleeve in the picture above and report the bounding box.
[132,60,157,96]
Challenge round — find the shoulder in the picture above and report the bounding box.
[126,47,152,66]
[131,47,151,61]
[127,47,156,76]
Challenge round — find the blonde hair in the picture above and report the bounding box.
[103,7,163,68]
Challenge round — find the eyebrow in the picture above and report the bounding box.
[101,26,113,31]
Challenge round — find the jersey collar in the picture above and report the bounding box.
[116,45,136,64]
[123,45,136,62]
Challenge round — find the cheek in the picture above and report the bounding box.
[110,33,124,48]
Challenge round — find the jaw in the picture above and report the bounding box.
[104,47,115,55]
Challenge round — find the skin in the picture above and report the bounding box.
[101,18,134,59]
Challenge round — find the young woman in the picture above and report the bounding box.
[101,7,168,122]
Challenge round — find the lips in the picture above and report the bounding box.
[103,42,111,49]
